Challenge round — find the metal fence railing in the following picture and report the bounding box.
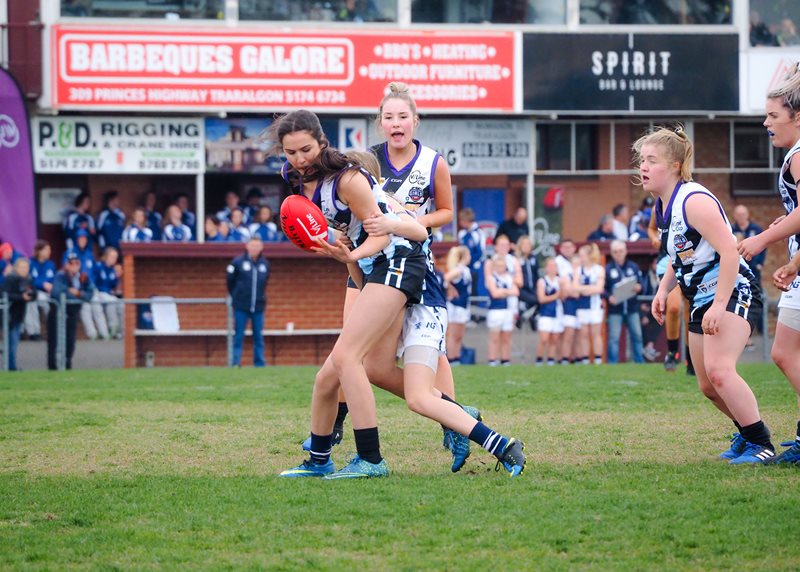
[0,295,231,372]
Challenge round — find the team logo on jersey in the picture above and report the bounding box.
[408,187,424,202]
[673,234,689,249]
[408,170,427,186]
[677,248,696,263]
[671,218,683,232]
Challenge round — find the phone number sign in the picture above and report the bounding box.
[51,25,517,113]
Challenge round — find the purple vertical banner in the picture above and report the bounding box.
[0,68,36,256]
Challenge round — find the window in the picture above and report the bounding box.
[730,121,782,196]
[412,0,565,25]
[61,0,225,19]
[750,0,800,47]
[536,123,598,172]
[239,0,397,22]
[580,0,732,25]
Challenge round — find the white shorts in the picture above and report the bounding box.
[399,304,447,356]
[562,314,579,329]
[577,308,604,326]
[779,277,800,310]
[537,316,564,334]
[487,308,514,332]
[778,307,800,332]
[446,302,471,325]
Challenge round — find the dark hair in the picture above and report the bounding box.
[33,239,50,257]
[266,110,354,192]
[246,187,263,200]
[205,214,220,225]
[74,191,89,208]
[103,190,119,207]
[612,203,627,217]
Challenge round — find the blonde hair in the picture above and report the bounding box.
[375,82,419,132]
[345,150,381,181]
[767,62,800,113]
[446,245,470,270]
[632,124,694,183]
[579,242,601,265]
[514,235,533,258]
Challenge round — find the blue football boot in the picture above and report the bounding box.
[495,438,526,477]
[448,405,483,472]
[322,454,389,480]
[719,433,747,460]
[766,441,800,465]
[728,442,775,465]
[279,458,335,478]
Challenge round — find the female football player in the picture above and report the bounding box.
[643,125,774,464]
[737,63,800,464]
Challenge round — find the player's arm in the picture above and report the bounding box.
[347,263,364,289]
[363,210,428,242]
[415,156,453,230]
[536,278,556,304]
[739,154,800,258]
[512,257,523,288]
[486,276,508,299]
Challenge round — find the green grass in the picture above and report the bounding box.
[1,364,799,571]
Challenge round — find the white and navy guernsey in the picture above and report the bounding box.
[488,272,513,310]
[370,141,445,308]
[450,266,472,309]
[577,264,603,313]
[538,276,562,318]
[371,141,440,217]
[282,161,421,279]
[779,137,800,260]
[655,181,757,311]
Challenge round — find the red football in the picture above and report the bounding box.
[280,195,329,251]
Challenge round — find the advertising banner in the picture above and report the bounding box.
[32,116,205,174]
[51,25,517,113]
[0,69,37,255]
[523,33,739,113]
[368,119,533,175]
[745,51,800,113]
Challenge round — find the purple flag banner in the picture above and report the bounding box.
[0,68,36,256]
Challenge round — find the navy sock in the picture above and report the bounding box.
[440,393,462,407]
[740,420,773,451]
[667,339,679,354]
[733,420,742,432]
[468,422,509,459]
[335,402,348,428]
[796,420,800,444]
[354,427,382,464]
[309,432,332,465]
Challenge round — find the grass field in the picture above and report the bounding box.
[1,363,799,571]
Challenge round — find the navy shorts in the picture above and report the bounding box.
[364,245,427,305]
[687,283,762,335]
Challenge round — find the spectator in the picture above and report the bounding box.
[750,9,778,46]
[226,237,270,367]
[575,243,605,364]
[91,246,124,339]
[640,256,662,363]
[534,258,565,366]
[605,240,644,364]
[336,0,365,22]
[96,190,126,250]
[496,206,529,245]
[485,253,519,366]
[779,17,800,46]
[218,220,232,241]
[143,191,162,241]
[174,193,197,237]
[244,187,264,222]
[2,258,34,370]
[515,234,539,329]
[444,245,471,364]
[731,205,765,285]
[249,205,282,242]
[0,241,21,287]
[611,203,629,240]
[63,229,102,340]
[63,192,96,250]
[217,190,248,225]
[24,240,56,341]
[457,207,486,296]
[122,207,154,243]
[204,215,225,242]
[555,238,580,364]
[486,233,523,320]
[587,214,616,241]
[628,196,655,236]
[628,208,652,241]
[48,253,94,370]
[227,208,252,242]
[163,205,193,242]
